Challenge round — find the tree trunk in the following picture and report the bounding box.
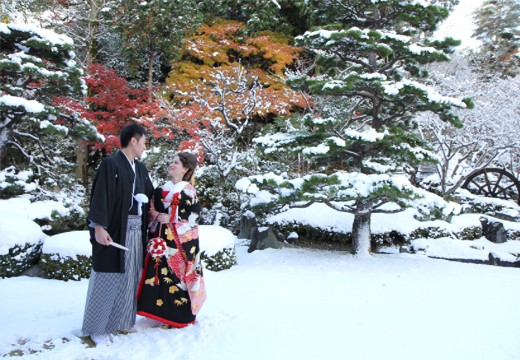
[75,141,89,194]
[351,212,372,256]
[86,0,100,65]
[147,42,155,101]
[74,0,100,195]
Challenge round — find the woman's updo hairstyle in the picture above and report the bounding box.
[177,152,198,183]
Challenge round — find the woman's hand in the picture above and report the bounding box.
[158,213,170,224]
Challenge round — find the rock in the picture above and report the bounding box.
[480,217,507,244]
[238,212,257,240]
[20,263,48,278]
[488,252,502,266]
[248,226,284,253]
[399,245,411,254]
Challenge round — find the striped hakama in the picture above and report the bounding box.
[81,215,143,336]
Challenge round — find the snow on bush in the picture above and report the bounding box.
[199,225,237,271]
[0,211,46,278]
[40,231,92,281]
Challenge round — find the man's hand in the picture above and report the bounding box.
[95,225,112,246]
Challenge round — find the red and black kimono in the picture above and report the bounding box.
[137,180,206,328]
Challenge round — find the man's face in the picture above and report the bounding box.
[132,135,147,158]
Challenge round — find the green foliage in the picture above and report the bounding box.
[473,0,520,77]
[107,0,203,82]
[236,0,470,255]
[275,222,351,244]
[273,218,487,250]
[0,242,42,278]
[40,253,91,281]
[201,247,237,271]
[196,165,241,228]
[459,194,520,223]
[372,231,408,248]
[408,226,452,240]
[303,0,450,32]
[455,226,482,241]
[36,206,87,234]
[199,0,308,36]
[0,22,99,201]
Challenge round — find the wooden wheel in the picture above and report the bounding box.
[462,168,520,205]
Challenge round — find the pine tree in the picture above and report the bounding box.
[237,0,472,255]
[199,0,308,36]
[473,0,520,77]
[0,22,98,199]
[107,0,203,93]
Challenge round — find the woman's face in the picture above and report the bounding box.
[168,156,189,181]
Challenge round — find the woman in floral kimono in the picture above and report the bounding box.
[137,152,206,328]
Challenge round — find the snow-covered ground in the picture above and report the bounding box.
[1,243,520,360]
[1,189,520,359]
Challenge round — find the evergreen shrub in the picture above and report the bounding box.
[275,223,349,244]
[0,242,43,278]
[459,194,520,222]
[455,226,483,240]
[201,247,237,272]
[372,231,408,249]
[36,208,87,234]
[40,253,91,281]
[409,226,452,240]
[506,230,520,241]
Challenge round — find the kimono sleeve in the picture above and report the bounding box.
[174,185,202,262]
[87,159,117,229]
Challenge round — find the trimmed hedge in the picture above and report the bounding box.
[201,247,237,271]
[0,242,43,278]
[40,253,91,281]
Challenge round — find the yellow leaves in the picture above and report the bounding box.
[164,277,173,284]
[156,299,164,307]
[169,285,179,294]
[164,19,307,124]
[166,227,174,240]
[161,268,168,275]
[145,277,156,286]
[190,246,196,254]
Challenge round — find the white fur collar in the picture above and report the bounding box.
[163,180,188,193]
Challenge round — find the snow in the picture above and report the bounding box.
[0,95,45,113]
[434,0,484,51]
[302,143,330,155]
[1,22,73,46]
[0,211,46,255]
[382,78,468,107]
[1,194,520,358]
[267,202,520,238]
[199,225,235,256]
[0,197,73,220]
[40,225,235,260]
[1,245,520,359]
[344,127,387,141]
[43,231,91,259]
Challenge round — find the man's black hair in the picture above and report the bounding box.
[120,123,146,148]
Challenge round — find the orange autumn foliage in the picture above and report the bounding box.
[165,20,307,129]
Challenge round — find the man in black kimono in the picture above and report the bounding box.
[81,123,154,345]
